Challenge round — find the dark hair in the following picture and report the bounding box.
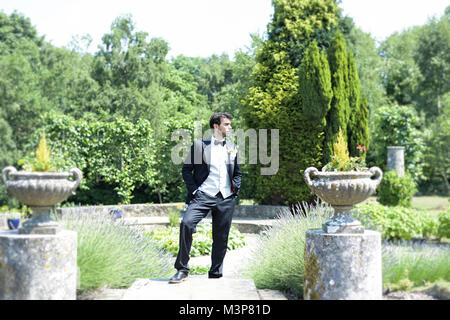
[209,112,233,129]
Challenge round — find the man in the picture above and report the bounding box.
[169,112,242,283]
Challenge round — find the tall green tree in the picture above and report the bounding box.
[347,50,369,157]
[243,0,339,205]
[379,28,422,107]
[299,40,333,124]
[415,8,450,120]
[0,11,43,54]
[324,30,349,163]
[344,26,387,117]
[91,15,169,135]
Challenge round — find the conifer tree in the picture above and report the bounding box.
[324,30,350,163]
[347,50,362,157]
[299,40,333,124]
[351,93,370,159]
[243,0,339,205]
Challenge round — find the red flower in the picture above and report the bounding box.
[357,145,367,152]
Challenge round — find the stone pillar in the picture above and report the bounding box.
[0,229,77,300]
[387,146,405,177]
[304,229,382,300]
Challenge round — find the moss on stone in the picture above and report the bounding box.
[304,247,323,300]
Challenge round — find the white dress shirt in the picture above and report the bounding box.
[197,136,232,198]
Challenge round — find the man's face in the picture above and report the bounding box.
[214,117,232,138]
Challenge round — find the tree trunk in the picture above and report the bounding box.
[157,189,162,204]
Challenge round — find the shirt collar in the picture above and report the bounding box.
[211,136,225,144]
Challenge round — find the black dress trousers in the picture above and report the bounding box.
[174,190,236,277]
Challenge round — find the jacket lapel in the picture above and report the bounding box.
[225,141,235,180]
[203,140,211,172]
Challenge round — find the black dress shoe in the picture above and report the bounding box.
[208,273,222,279]
[169,270,189,283]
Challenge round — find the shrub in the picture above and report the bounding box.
[60,214,173,293]
[377,171,417,207]
[370,104,426,183]
[243,200,333,298]
[355,202,439,241]
[438,209,450,239]
[146,222,246,257]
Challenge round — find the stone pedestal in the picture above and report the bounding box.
[0,229,77,300]
[387,146,405,177]
[304,229,382,300]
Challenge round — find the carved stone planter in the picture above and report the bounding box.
[2,166,82,234]
[304,167,383,233]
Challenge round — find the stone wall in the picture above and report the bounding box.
[57,203,287,219]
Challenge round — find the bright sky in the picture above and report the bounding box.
[1,0,448,58]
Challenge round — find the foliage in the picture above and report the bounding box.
[298,40,332,122]
[146,222,246,257]
[268,0,340,67]
[36,113,157,205]
[379,28,423,108]
[370,105,426,182]
[438,209,450,239]
[344,25,388,115]
[414,11,450,120]
[243,0,341,205]
[322,127,367,171]
[355,202,440,241]
[377,171,417,207]
[152,118,208,203]
[421,104,450,195]
[190,265,210,275]
[347,51,370,158]
[323,30,350,163]
[243,200,333,298]
[18,133,55,172]
[168,208,181,228]
[60,214,173,292]
[0,6,448,206]
[382,242,450,291]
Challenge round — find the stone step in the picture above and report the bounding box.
[122,276,261,300]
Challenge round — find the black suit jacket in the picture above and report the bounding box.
[182,139,242,204]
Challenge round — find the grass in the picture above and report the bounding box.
[411,196,448,215]
[364,195,448,214]
[382,241,450,291]
[60,213,174,293]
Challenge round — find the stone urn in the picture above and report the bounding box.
[304,167,383,233]
[2,166,82,234]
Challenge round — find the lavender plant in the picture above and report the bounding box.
[243,199,333,297]
[60,213,173,292]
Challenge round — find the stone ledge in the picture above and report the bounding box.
[121,216,274,234]
[57,203,287,219]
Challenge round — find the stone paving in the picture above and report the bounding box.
[78,228,288,300]
[122,277,261,300]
